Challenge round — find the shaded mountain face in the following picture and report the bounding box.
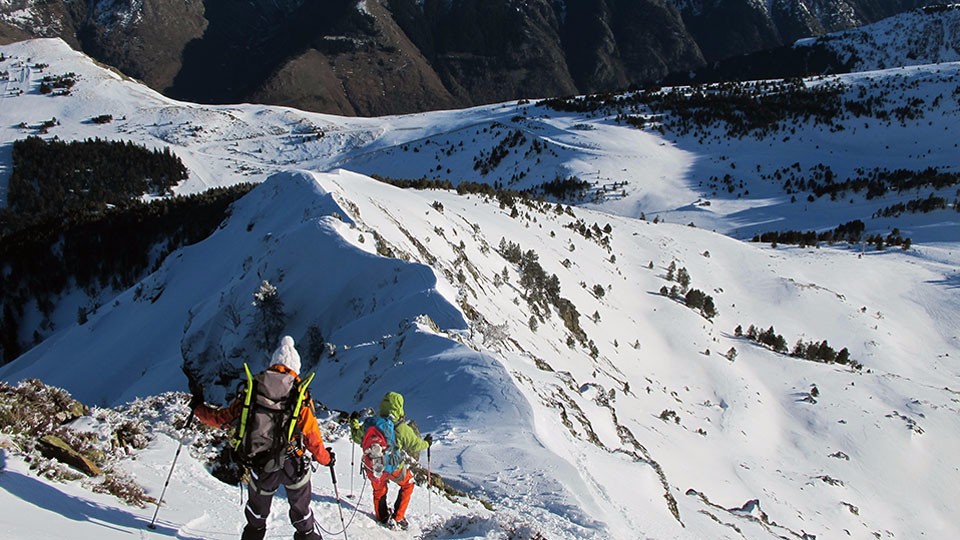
[662,4,960,85]
[0,0,935,115]
[672,0,929,62]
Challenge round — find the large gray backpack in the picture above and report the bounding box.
[230,364,314,472]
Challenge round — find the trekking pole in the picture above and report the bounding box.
[148,410,196,530]
[349,440,355,498]
[427,444,432,515]
[329,461,349,540]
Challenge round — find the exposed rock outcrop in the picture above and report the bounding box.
[38,434,103,477]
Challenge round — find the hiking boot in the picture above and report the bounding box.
[384,517,409,530]
[293,530,322,540]
[240,525,266,540]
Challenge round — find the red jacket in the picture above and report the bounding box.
[195,364,332,466]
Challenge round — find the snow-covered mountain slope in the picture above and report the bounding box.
[1,37,960,540]
[795,5,960,71]
[4,168,960,539]
[2,38,958,243]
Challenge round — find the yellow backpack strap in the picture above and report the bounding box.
[287,371,315,442]
[231,363,255,450]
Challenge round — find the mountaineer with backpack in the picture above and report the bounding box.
[191,336,334,540]
[349,391,432,530]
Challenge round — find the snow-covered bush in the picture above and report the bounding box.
[420,513,547,540]
[93,468,155,508]
[0,380,192,504]
[0,379,86,442]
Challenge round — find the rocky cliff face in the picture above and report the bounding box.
[0,0,934,115]
[248,0,457,116]
[79,0,207,92]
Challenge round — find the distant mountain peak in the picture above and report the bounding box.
[796,4,960,70]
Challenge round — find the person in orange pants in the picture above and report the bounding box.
[371,467,415,527]
[350,392,431,530]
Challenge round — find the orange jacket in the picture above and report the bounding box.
[194,364,332,466]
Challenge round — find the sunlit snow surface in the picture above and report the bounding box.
[1,20,960,539]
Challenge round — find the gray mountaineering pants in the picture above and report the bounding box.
[245,455,316,534]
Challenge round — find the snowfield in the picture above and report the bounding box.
[2,12,960,540]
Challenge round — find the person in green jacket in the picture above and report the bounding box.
[350,391,431,530]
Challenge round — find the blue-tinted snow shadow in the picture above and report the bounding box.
[927,272,960,289]
[309,489,353,508]
[0,468,178,536]
[309,489,371,531]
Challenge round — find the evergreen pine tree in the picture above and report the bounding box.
[702,296,718,319]
[252,280,286,353]
[677,267,691,292]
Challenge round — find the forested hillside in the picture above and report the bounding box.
[3,137,187,231]
[0,184,253,363]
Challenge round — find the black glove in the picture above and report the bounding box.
[349,410,359,421]
[424,434,433,447]
[187,375,204,410]
[188,387,204,410]
[326,447,336,467]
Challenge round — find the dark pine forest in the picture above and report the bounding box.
[0,137,253,363]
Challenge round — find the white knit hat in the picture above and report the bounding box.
[271,335,301,374]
